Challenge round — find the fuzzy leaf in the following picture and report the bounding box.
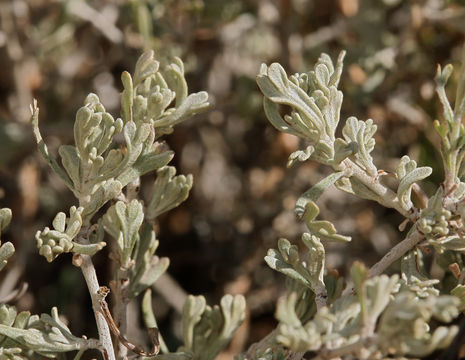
[295,171,345,217]
[102,200,144,267]
[128,224,169,298]
[36,207,105,262]
[0,242,14,272]
[146,166,193,220]
[0,306,95,358]
[180,294,245,360]
[342,117,377,177]
[396,155,432,211]
[0,209,12,235]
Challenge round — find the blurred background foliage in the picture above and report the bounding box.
[2,0,465,357]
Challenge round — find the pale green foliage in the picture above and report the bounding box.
[0,305,98,359]
[395,156,432,212]
[178,294,246,360]
[274,262,459,357]
[257,52,348,167]
[0,51,244,360]
[295,172,351,242]
[254,48,465,358]
[146,166,193,220]
[102,201,169,298]
[265,235,327,306]
[0,209,14,272]
[4,30,465,360]
[35,206,105,262]
[151,294,246,360]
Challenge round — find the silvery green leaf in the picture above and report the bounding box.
[364,275,399,327]
[30,102,74,191]
[287,145,314,168]
[275,292,305,328]
[102,200,144,267]
[133,94,148,123]
[146,166,193,220]
[333,138,358,165]
[351,261,369,300]
[284,280,317,323]
[342,117,378,176]
[435,63,454,127]
[0,242,14,272]
[295,171,345,217]
[257,63,326,141]
[0,307,96,358]
[64,93,124,196]
[117,149,174,187]
[400,250,439,298]
[0,305,18,328]
[36,207,105,262]
[378,291,459,357]
[262,98,304,138]
[265,240,310,287]
[81,180,122,220]
[299,201,351,242]
[276,306,335,352]
[93,120,149,185]
[301,234,326,295]
[36,207,82,262]
[121,71,134,123]
[115,123,174,187]
[99,149,124,177]
[276,296,322,351]
[131,256,169,299]
[180,294,245,360]
[0,346,23,359]
[0,209,13,270]
[433,296,460,322]
[147,89,175,122]
[396,155,432,211]
[329,51,346,87]
[128,223,169,298]
[266,234,328,297]
[58,145,80,190]
[401,249,429,282]
[429,235,465,252]
[133,50,160,87]
[74,94,122,164]
[0,208,12,235]
[165,57,188,106]
[154,91,209,135]
[323,86,343,139]
[182,295,206,350]
[335,176,381,202]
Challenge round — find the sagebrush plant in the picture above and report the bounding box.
[2,45,465,359]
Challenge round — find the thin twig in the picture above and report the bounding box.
[369,228,424,277]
